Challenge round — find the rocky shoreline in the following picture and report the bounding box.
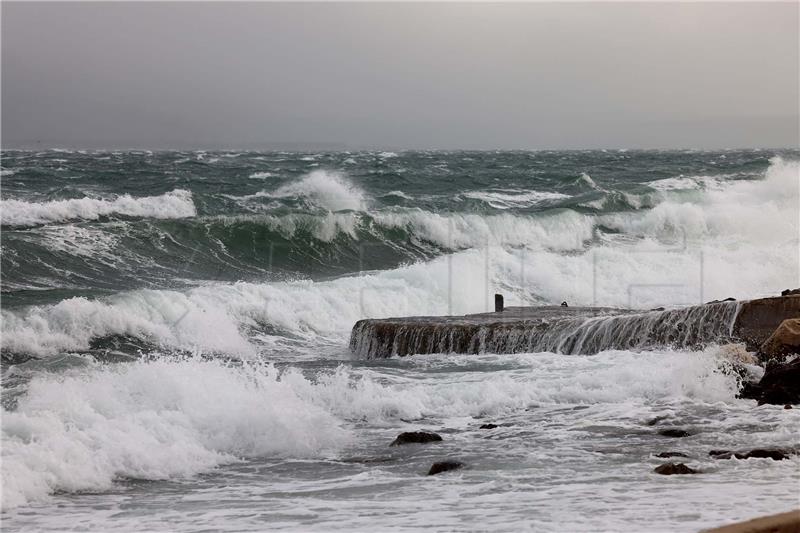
[349,290,800,527]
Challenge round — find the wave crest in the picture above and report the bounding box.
[0,189,196,227]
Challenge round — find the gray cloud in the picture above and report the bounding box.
[2,2,798,150]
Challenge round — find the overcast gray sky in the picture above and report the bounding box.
[2,2,798,150]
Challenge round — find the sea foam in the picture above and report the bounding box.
[0,189,196,227]
[1,347,741,509]
[1,358,349,509]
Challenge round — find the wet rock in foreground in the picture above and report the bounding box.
[427,461,464,475]
[758,318,800,362]
[709,448,796,461]
[654,462,698,475]
[739,357,800,405]
[390,431,443,446]
[654,451,689,458]
[658,429,693,438]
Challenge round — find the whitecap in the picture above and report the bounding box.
[0,189,196,227]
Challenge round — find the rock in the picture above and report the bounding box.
[427,461,464,475]
[646,415,669,426]
[781,288,800,296]
[758,319,800,362]
[743,449,791,460]
[658,429,692,438]
[653,462,698,475]
[561,301,568,307]
[710,448,793,461]
[785,404,793,410]
[739,357,800,405]
[655,451,689,458]
[706,297,736,304]
[732,296,800,351]
[479,423,498,430]
[390,431,443,446]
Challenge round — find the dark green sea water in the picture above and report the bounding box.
[1,149,798,531]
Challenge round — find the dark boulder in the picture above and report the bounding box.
[427,461,464,475]
[479,423,498,430]
[739,357,800,405]
[654,462,698,475]
[658,429,692,438]
[781,288,800,296]
[654,451,689,458]
[390,431,443,446]
[710,448,794,461]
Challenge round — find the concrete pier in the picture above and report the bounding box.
[349,295,800,359]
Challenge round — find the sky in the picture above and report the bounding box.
[2,2,798,150]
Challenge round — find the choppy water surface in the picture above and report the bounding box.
[2,149,799,531]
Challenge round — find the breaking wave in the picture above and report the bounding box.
[254,170,368,211]
[1,347,740,509]
[0,189,196,227]
[1,358,349,509]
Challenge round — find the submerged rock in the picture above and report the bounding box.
[646,415,669,426]
[654,451,689,458]
[739,357,800,405]
[654,462,698,475]
[390,431,443,446]
[479,423,499,430]
[758,319,800,362]
[658,429,692,438]
[427,461,464,475]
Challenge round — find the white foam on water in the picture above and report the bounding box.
[380,190,414,200]
[290,347,742,423]
[248,171,275,179]
[0,189,196,227]
[260,170,368,211]
[647,176,704,191]
[1,358,349,509]
[25,224,122,258]
[577,171,604,191]
[2,345,783,514]
[3,230,793,358]
[602,157,799,245]
[462,189,570,209]
[372,209,594,251]
[1,168,18,177]
[3,156,798,356]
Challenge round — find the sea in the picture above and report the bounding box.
[1,148,799,531]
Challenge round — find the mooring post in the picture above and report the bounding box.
[495,293,504,313]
